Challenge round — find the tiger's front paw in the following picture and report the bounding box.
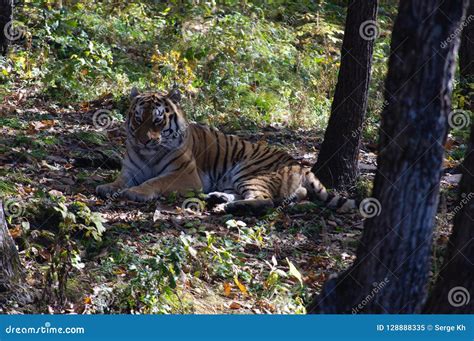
[121,187,157,202]
[96,183,123,199]
[205,192,236,208]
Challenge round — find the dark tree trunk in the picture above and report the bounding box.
[0,0,13,56]
[311,0,378,189]
[0,201,23,293]
[423,127,474,313]
[459,2,474,83]
[308,0,468,314]
[423,3,474,313]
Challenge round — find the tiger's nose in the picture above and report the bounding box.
[147,131,160,141]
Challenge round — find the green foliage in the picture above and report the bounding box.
[101,238,190,314]
[354,177,374,199]
[183,220,307,313]
[3,1,400,132]
[91,217,307,314]
[3,0,364,130]
[15,194,106,306]
[69,201,106,241]
[0,117,27,129]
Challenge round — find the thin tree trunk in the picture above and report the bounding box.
[312,0,378,189]
[0,201,23,293]
[0,0,13,56]
[459,1,474,82]
[308,0,468,314]
[424,3,474,313]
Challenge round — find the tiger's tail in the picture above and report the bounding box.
[303,170,358,212]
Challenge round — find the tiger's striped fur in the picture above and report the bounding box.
[96,89,357,215]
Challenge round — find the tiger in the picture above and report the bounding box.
[96,88,357,215]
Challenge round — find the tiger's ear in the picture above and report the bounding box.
[168,88,181,104]
[130,87,140,99]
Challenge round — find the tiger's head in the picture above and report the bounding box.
[126,88,188,150]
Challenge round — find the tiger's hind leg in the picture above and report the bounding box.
[224,179,275,216]
[224,198,274,216]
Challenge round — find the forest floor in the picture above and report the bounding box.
[0,92,463,314]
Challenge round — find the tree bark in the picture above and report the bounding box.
[459,1,474,82]
[311,0,378,189]
[0,201,23,293]
[423,127,474,313]
[308,0,468,314]
[0,0,13,56]
[423,2,474,313]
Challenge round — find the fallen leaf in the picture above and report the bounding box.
[188,246,198,258]
[223,282,232,297]
[436,234,450,245]
[38,249,52,262]
[48,189,63,197]
[444,137,456,150]
[8,226,22,239]
[113,267,126,276]
[271,255,278,266]
[41,160,60,171]
[256,299,276,312]
[28,120,55,132]
[41,119,56,128]
[234,277,248,297]
[229,301,241,309]
[153,209,162,222]
[23,186,33,193]
[73,193,88,201]
[286,258,303,285]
